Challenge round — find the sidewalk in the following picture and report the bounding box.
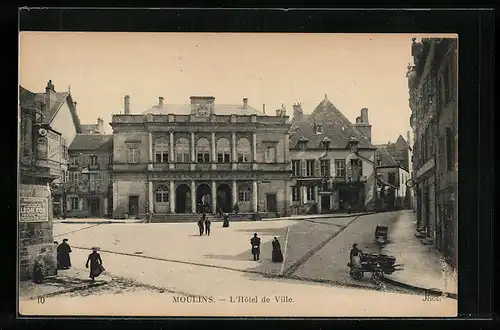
[53,218,143,224]
[19,267,113,301]
[264,211,375,221]
[381,211,458,297]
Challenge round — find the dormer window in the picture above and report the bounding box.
[297,136,309,150]
[377,159,382,167]
[315,124,323,134]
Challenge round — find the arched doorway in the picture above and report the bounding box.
[196,183,212,213]
[176,184,191,213]
[217,183,232,213]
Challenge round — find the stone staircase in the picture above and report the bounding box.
[150,213,256,223]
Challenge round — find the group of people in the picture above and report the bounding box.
[250,233,284,263]
[53,239,106,282]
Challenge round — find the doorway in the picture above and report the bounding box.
[128,196,139,217]
[266,194,277,212]
[175,184,191,213]
[90,197,100,216]
[321,194,331,213]
[196,183,211,213]
[217,183,232,213]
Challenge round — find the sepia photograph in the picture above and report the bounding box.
[18,32,458,317]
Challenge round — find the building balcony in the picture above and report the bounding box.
[88,163,100,171]
[256,163,290,172]
[112,163,148,172]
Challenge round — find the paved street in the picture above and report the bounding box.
[20,212,457,317]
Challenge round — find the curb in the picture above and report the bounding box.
[264,211,375,222]
[22,278,111,301]
[381,277,458,300]
[53,221,142,224]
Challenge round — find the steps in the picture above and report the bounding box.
[150,213,255,223]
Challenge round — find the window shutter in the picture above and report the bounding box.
[315,160,321,177]
[300,159,306,177]
[79,198,83,211]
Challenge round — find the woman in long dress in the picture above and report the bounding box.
[85,247,105,282]
[272,237,284,263]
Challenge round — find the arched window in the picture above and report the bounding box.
[196,138,211,163]
[238,184,252,202]
[155,185,169,203]
[445,127,454,171]
[236,138,251,163]
[217,138,231,163]
[175,138,190,162]
[154,137,169,163]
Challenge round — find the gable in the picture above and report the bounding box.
[50,98,78,145]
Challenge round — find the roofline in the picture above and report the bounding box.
[289,147,377,151]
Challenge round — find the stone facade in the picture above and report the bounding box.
[408,37,458,268]
[110,96,291,218]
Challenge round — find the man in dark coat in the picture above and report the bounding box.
[272,237,284,263]
[250,233,261,261]
[197,218,205,236]
[204,218,211,236]
[222,213,230,227]
[57,239,72,269]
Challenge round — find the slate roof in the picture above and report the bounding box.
[19,85,82,131]
[142,104,264,116]
[69,134,113,151]
[81,124,100,133]
[376,147,399,167]
[289,98,375,150]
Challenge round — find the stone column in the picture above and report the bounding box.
[211,181,217,213]
[169,132,174,162]
[231,132,237,170]
[252,180,258,213]
[169,181,175,213]
[284,133,290,163]
[211,132,217,170]
[191,132,196,162]
[301,186,307,204]
[191,180,196,213]
[232,180,237,210]
[252,132,257,162]
[148,132,153,162]
[315,186,322,214]
[148,181,154,213]
[284,181,290,216]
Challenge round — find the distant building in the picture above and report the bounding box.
[81,117,106,134]
[288,95,377,214]
[67,134,114,218]
[18,80,81,281]
[375,134,413,210]
[408,37,458,268]
[110,95,290,220]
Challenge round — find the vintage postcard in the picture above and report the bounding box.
[18,32,458,317]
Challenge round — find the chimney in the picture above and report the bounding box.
[262,104,266,114]
[243,98,248,109]
[45,80,56,112]
[97,117,104,134]
[276,109,281,117]
[159,96,164,108]
[124,95,130,114]
[354,108,372,142]
[293,102,303,121]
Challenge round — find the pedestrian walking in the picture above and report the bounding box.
[250,233,261,261]
[233,203,239,215]
[204,218,211,236]
[222,213,230,227]
[57,238,72,269]
[86,247,105,282]
[218,207,223,218]
[197,218,205,236]
[271,237,284,263]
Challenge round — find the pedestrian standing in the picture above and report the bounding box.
[271,237,284,263]
[222,213,230,227]
[57,238,72,269]
[86,247,105,282]
[197,218,205,236]
[250,233,261,261]
[204,218,211,236]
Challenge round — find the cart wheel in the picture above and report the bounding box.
[350,267,364,280]
[372,269,384,281]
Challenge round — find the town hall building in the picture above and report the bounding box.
[110,95,291,219]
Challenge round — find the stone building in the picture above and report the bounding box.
[408,37,458,267]
[375,137,412,210]
[288,95,377,214]
[18,80,81,281]
[110,95,291,220]
[67,133,113,218]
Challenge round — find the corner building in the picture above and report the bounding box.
[111,96,291,219]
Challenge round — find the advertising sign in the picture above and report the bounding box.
[19,197,49,222]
